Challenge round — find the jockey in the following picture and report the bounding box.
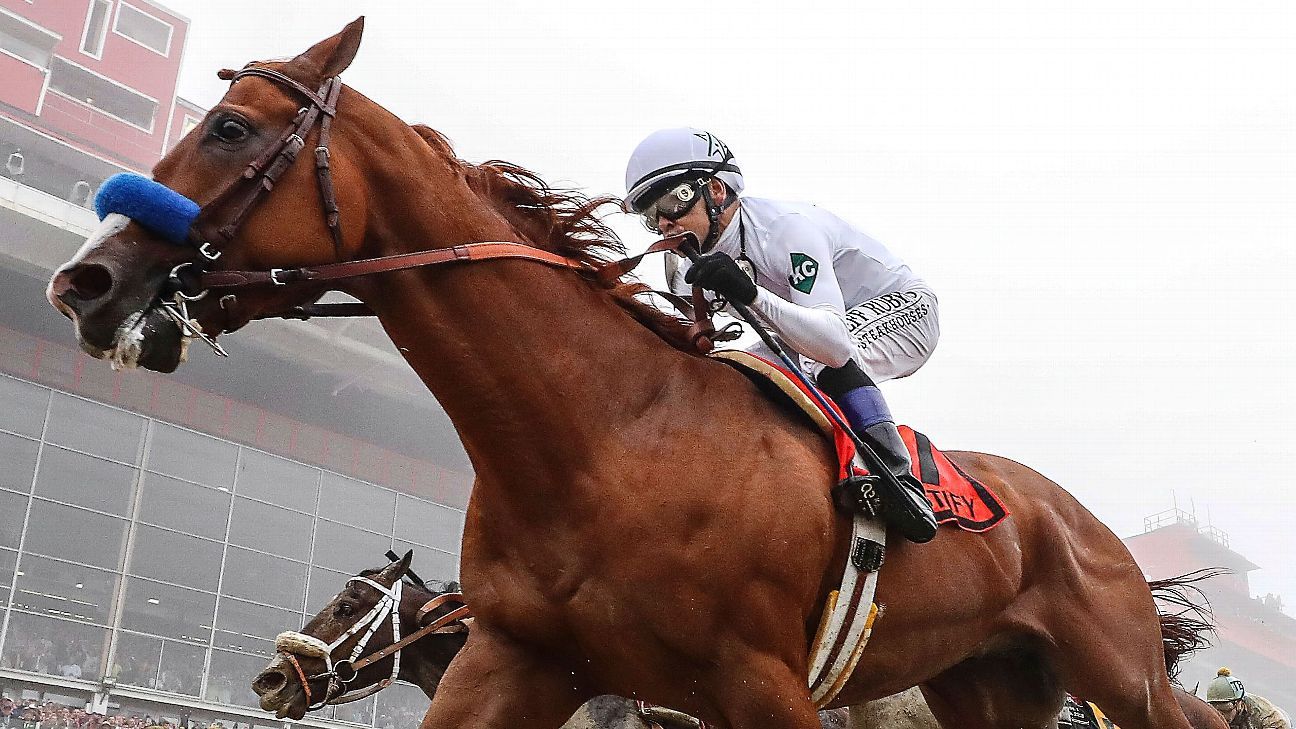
[624,127,940,544]
[1206,668,1291,729]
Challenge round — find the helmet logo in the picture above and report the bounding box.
[693,131,731,161]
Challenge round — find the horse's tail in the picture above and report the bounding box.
[1150,568,1226,681]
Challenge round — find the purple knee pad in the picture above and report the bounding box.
[836,385,893,431]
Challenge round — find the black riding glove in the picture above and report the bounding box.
[683,252,757,306]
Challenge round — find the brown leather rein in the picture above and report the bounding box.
[167,65,735,352]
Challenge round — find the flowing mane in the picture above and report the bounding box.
[411,125,699,353]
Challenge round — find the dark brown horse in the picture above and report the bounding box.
[250,555,848,729]
[48,18,1209,729]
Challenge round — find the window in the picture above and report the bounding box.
[236,449,318,512]
[392,541,458,583]
[0,549,16,605]
[319,472,394,534]
[395,494,465,554]
[157,639,205,695]
[2,611,108,678]
[23,499,128,571]
[146,423,237,489]
[80,0,111,57]
[128,524,223,590]
[220,547,306,610]
[376,682,430,729]
[34,446,138,517]
[11,554,120,625]
[331,695,376,725]
[114,3,171,56]
[228,498,312,561]
[48,57,158,131]
[45,392,144,463]
[0,375,48,438]
[137,471,230,540]
[216,597,301,646]
[311,520,392,576]
[120,576,216,642]
[0,431,38,494]
[306,566,348,614]
[113,631,162,688]
[214,597,299,656]
[0,12,56,68]
[0,491,26,549]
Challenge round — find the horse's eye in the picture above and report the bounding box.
[213,118,250,143]
[335,601,354,618]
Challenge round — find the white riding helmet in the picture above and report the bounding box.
[1206,668,1246,703]
[624,128,745,212]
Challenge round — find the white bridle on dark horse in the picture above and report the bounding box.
[274,576,470,708]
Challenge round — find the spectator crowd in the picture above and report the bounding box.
[3,632,200,697]
[0,698,178,729]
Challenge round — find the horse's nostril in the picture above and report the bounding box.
[64,263,114,301]
[253,669,287,695]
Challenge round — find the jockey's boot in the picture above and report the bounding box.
[817,361,938,544]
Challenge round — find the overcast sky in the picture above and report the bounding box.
[160,1,1295,605]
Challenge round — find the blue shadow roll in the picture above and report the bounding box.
[94,173,201,246]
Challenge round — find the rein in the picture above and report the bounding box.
[274,577,471,709]
[149,64,736,353]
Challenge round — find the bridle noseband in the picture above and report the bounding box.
[274,576,470,709]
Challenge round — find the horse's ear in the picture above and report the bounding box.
[377,549,412,583]
[295,16,364,79]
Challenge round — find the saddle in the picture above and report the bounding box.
[711,351,1009,532]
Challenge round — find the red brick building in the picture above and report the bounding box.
[1125,509,1296,713]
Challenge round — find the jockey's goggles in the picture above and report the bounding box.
[639,179,705,233]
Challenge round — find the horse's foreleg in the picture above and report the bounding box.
[421,631,588,729]
[709,652,823,729]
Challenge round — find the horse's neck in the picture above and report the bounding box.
[396,593,467,699]
[367,260,682,488]
[352,164,688,499]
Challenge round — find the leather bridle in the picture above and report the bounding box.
[274,576,471,709]
[157,64,739,353]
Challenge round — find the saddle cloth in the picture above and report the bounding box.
[711,350,1009,533]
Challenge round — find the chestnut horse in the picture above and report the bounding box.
[48,18,1206,729]
[250,555,848,729]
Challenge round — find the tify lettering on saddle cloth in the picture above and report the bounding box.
[894,426,1008,532]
